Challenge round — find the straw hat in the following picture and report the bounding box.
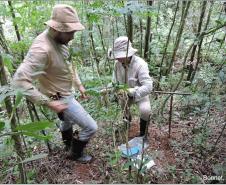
[108,36,137,59]
[45,4,85,32]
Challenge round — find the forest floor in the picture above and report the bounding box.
[34,104,226,183]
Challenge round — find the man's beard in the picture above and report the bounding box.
[55,38,69,45]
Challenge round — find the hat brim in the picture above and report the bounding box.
[45,20,85,32]
[108,48,137,59]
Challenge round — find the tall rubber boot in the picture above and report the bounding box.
[61,128,73,151]
[139,118,148,137]
[67,138,92,163]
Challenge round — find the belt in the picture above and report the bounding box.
[49,92,62,100]
[49,92,64,121]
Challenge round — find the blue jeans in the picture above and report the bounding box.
[60,96,98,141]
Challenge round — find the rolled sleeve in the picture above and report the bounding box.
[73,67,82,88]
[12,47,50,104]
[134,64,153,102]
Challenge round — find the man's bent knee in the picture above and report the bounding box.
[140,110,151,121]
[79,121,98,141]
[88,122,98,135]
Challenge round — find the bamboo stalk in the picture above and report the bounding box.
[165,1,191,76]
[157,0,179,90]
[143,0,153,62]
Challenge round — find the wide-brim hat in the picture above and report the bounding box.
[45,4,85,32]
[108,36,137,59]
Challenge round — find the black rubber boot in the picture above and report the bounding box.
[67,138,92,163]
[61,128,73,151]
[139,118,148,137]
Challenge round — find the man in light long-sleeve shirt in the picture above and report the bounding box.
[12,4,97,163]
[108,36,153,137]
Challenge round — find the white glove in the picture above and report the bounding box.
[127,88,137,97]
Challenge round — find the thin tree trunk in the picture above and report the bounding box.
[205,4,224,56]
[80,33,85,62]
[190,1,214,83]
[115,17,120,37]
[127,13,133,43]
[88,21,101,75]
[157,0,179,90]
[123,14,128,35]
[187,1,207,82]
[139,18,143,55]
[8,0,24,59]
[216,2,226,59]
[143,0,153,62]
[165,1,191,76]
[97,24,106,53]
[155,1,161,32]
[0,24,10,54]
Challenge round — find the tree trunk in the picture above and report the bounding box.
[190,1,213,83]
[155,1,161,32]
[97,24,106,54]
[88,21,101,75]
[139,18,143,56]
[8,0,24,59]
[165,1,191,76]
[123,14,128,35]
[0,24,10,53]
[143,0,153,62]
[187,1,207,82]
[127,13,133,43]
[206,4,224,55]
[115,17,120,37]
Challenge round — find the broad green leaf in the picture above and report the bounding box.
[20,153,48,164]
[0,122,5,132]
[16,121,54,132]
[14,91,23,109]
[22,131,52,141]
[10,90,25,122]
[2,54,14,73]
[86,89,100,96]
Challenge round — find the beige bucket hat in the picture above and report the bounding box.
[45,4,85,32]
[108,36,137,59]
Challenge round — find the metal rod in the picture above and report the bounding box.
[168,95,174,138]
[152,91,191,95]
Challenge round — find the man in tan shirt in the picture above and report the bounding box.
[13,4,97,163]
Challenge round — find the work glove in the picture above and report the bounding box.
[127,87,139,98]
[127,88,135,97]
